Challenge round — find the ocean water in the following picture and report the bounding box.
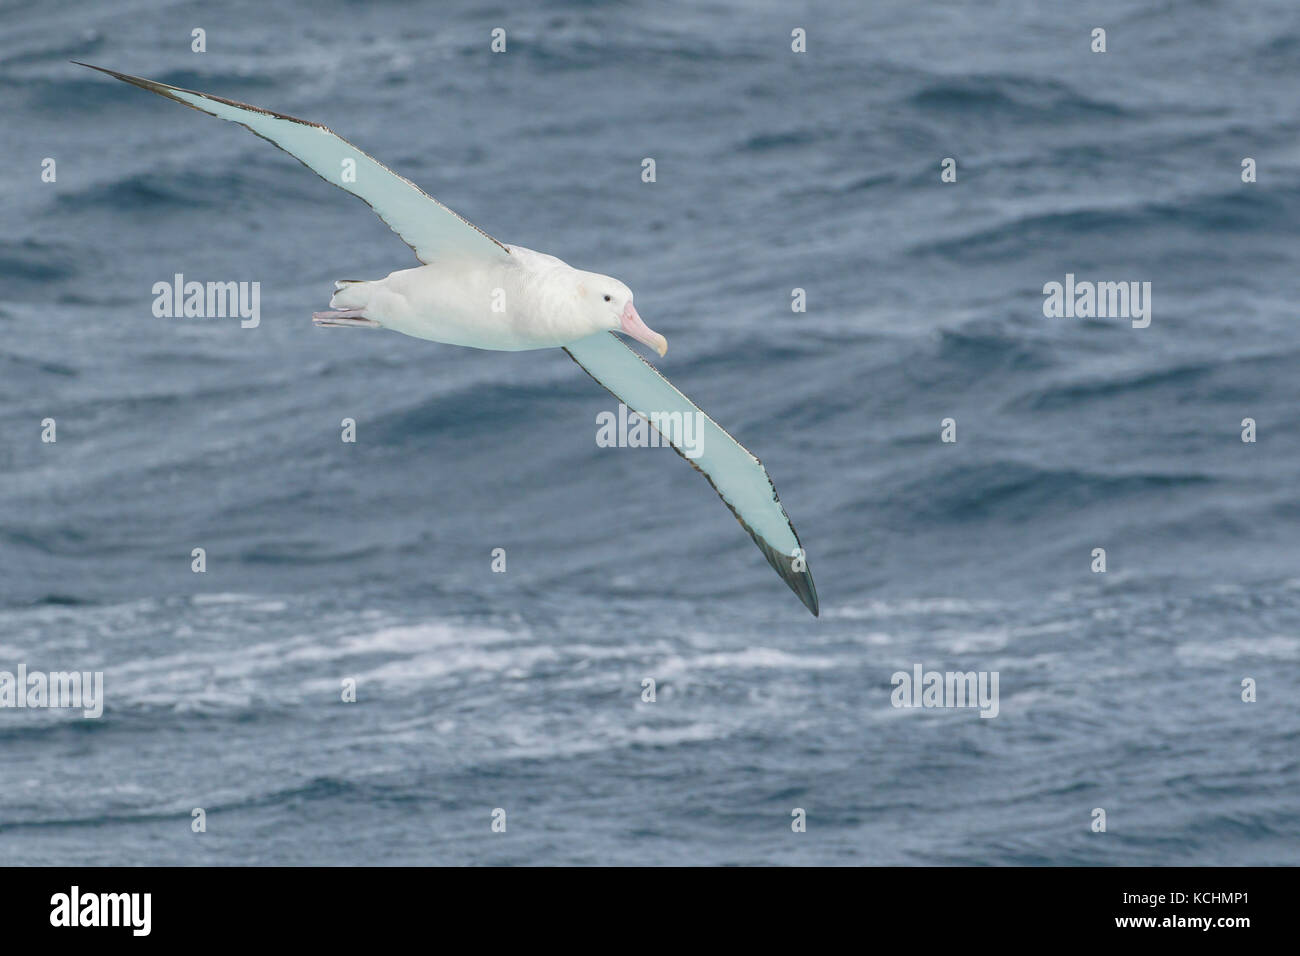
[2,0,1299,865]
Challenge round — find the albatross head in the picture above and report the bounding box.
[577,273,667,357]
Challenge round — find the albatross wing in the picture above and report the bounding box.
[73,62,510,264]
[565,332,819,616]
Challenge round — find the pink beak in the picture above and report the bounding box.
[620,302,667,357]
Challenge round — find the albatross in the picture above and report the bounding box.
[75,62,820,616]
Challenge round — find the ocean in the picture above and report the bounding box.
[1,0,1298,865]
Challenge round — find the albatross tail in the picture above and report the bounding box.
[313,280,383,328]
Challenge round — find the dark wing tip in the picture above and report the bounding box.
[749,532,820,617]
[71,61,324,129]
[72,61,151,89]
[73,60,213,110]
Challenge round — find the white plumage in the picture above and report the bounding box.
[326,246,637,352]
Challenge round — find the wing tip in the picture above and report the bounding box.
[750,531,820,617]
[72,60,326,129]
[72,60,147,87]
[73,60,199,110]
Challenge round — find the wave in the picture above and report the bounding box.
[892,460,1214,524]
[1008,349,1299,412]
[920,186,1299,263]
[0,238,81,282]
[905,73,1131,121]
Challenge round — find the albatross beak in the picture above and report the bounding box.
[620,302,668,357]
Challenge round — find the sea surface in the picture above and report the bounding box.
[1,0,1298,865]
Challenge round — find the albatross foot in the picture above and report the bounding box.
[312,309,380,329]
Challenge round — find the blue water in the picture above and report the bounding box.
[2,0,1298,865]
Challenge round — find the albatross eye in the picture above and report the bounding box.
[603,295,611,302]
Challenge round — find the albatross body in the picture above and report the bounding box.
[76,62,819,616]
[327,246,666,356]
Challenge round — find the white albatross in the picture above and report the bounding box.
[76,62,820,616]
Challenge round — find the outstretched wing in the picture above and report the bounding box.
[74,62,510,264]
[565,332,819,616]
